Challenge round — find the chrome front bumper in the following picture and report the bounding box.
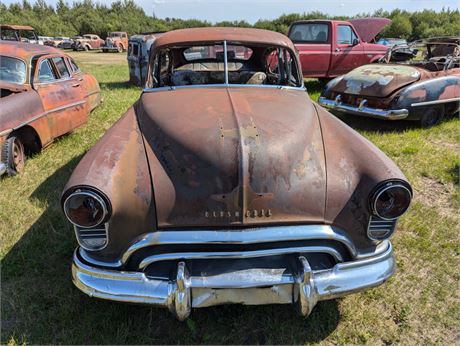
[318,96,409,120]
[72,242,395,320]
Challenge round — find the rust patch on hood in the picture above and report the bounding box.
[137,87,326,228]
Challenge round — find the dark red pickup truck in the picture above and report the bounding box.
[288,18,391,78]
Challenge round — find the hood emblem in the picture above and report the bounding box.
[206,184,274,219]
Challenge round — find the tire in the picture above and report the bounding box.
[84,45,90,51]
[102,49,107,53]
[418,105,445,128]
[117,45,123,53]
[2,136,25,176]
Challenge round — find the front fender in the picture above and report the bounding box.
[61,106,155,261]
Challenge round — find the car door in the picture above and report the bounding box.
[66,56,100,112]
[33,55,86,139]
[329,24,363,77]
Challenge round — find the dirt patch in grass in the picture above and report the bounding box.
[414,176,459,221]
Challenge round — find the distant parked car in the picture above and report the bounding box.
[127,32,164,86]
[288,18,391,78]
[318,37,460,127]
[0,42,101,176]
[102,31,128,53]
[73,34,104,51]
[0,24,43,44]
[377,38,408,46]
[59,36,81,50]
[64,27,412,321]
[39,36,54,43]
[45,36,70,47]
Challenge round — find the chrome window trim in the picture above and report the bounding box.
[143,83,306,94]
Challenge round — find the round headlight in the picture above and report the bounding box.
[63,190,108,228]
[371,182,412,220]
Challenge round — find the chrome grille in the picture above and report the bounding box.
[367,216,397,240]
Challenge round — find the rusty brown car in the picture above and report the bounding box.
[319,37,460,127]
[102,32,128,53]
[62,27,412,320]
[0,42,101,176]
[73,34,104,51]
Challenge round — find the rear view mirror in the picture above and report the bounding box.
[352,38,360,46]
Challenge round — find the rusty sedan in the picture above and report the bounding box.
[319,37,460,127]
[0,42,101,176]
[62,27,412,320]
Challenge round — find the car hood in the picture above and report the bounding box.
[136,87,326,228]
[329,64,421,98]
[349,18,391,43]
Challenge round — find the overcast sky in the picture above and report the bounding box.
[3,0,459,23]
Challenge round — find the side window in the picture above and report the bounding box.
[38,59,57,83]
[337,25,355,45]
[68,58,80,73]
[133,43,139,57]
[52,57,70,78]
[289,23,329,43]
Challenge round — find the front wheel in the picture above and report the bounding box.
[418,105,445,128]
[2,136,25,176]
[117,45,123,53]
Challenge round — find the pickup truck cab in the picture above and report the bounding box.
[288,18,390,78]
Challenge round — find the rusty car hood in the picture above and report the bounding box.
[136,87,327,228]
[329,64,421,97]
[349,18,391,43]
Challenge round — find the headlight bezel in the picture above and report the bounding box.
[370,180,412,221]
[63,188,111,229]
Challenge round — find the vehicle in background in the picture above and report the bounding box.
[102,31,128,53]
[0,24,43,44]
[39,36,54,43]
[377,37,408,46]
[63,27,412,321]
[318,37,460,127]
[59,36,81,50]
[73,34,104,51]
[44,36,70,47]
[288,18,391,78]
[127,32,164,86]
[0,42,101,176]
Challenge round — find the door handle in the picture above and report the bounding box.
[335,48,341,52]
[71,83,80,87]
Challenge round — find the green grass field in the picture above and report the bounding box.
[1,51,459,345]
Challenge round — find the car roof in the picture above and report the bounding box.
[153,27,296,51]
[0,24,35,30]
[0,41,61,60]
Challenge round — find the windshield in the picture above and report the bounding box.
[149,41,301,89]
[0,56,27,84]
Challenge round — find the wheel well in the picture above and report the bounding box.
[10,126,42,156]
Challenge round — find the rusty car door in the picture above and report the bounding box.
[33,55,87,139]
[66,56,100,112]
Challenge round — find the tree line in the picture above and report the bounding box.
[0,0,458,41]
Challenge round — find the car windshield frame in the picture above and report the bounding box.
[145,40,304,92]
[0,55,28,85]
